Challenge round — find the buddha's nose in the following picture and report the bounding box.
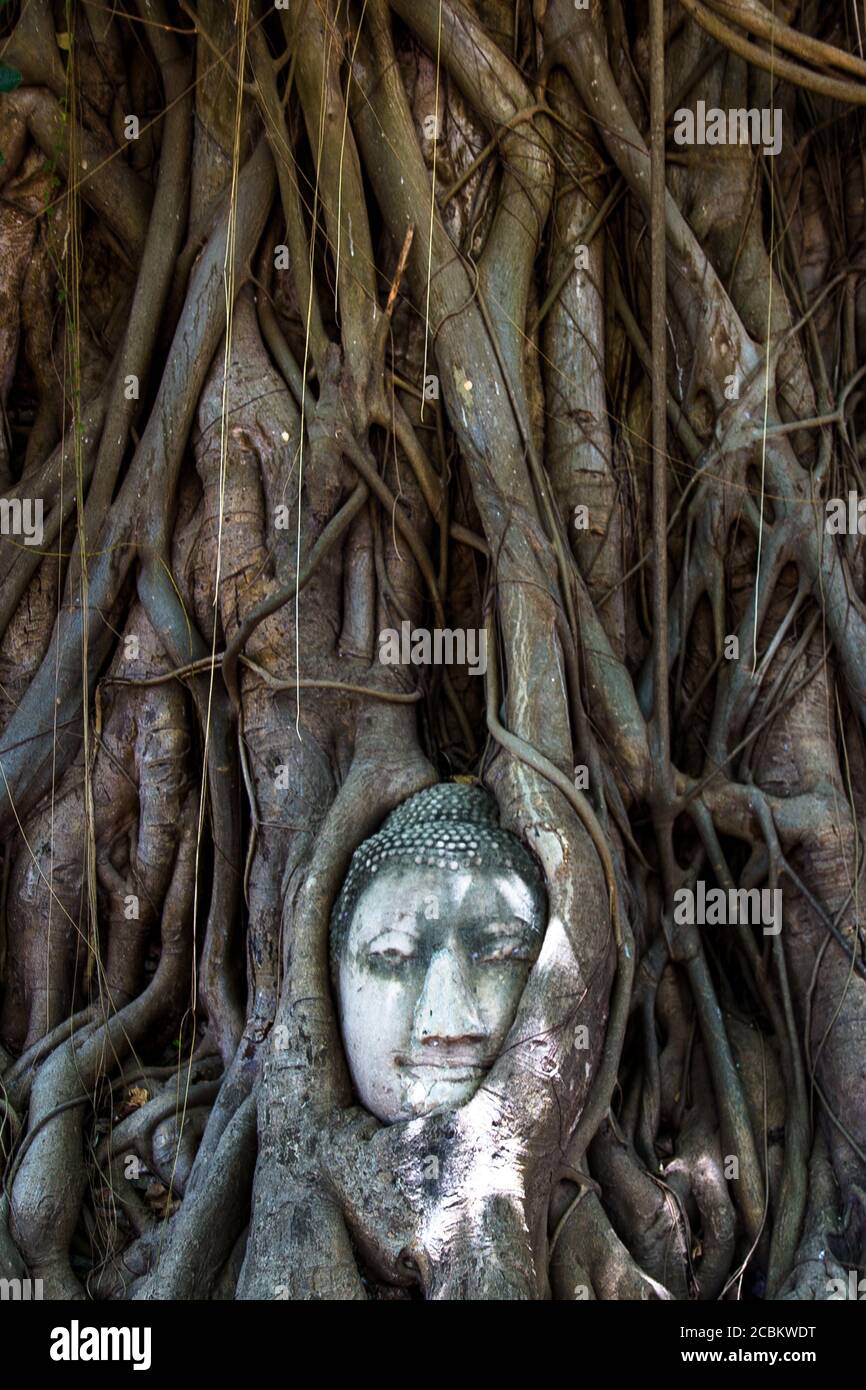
[412,947,485,1046]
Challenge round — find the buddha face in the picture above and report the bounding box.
[336,862,544,1123]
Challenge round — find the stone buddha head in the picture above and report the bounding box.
[330,782,547,1123]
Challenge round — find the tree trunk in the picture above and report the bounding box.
[1,0,864,1301]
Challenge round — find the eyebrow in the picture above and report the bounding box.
[366,922,421,941]
[478,916,534,934]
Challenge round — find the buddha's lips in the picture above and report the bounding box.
[395,1055,491,1072]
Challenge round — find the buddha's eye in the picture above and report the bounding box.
[474,937,535,965]
[367,931,417,965]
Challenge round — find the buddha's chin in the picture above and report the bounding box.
[400,1066,485,1118]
